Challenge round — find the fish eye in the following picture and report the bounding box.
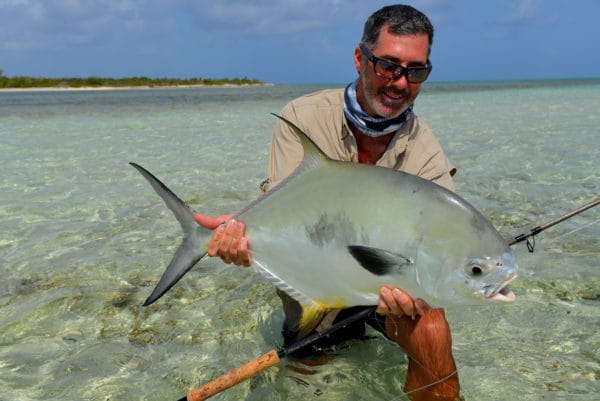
[470,265,483,276]
[465,259,491,278]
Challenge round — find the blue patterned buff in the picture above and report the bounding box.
[343,79,413,138]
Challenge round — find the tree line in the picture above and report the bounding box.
[0,75,265,89]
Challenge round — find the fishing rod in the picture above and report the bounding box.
[177,307,375,401]
[175,197,599,401]
[508,196,599,252]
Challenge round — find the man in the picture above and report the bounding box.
[195,5,461,401]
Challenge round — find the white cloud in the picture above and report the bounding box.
[0,0,173,50]
[0,1,460,51]
[501,0,558,27]
[183,0,356,35]
[504,0,543,23]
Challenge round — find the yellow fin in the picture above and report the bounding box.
[296,303,330,339]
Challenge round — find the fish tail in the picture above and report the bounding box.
[130,163,210,306]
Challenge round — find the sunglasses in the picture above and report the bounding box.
[360,44,432,83]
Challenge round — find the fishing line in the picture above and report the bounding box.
[389,356,459,401]
[542,218,599,245]
[374,311,460,401]
[391,369,459,401]
[509,196,599,251]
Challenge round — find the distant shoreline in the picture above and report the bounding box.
[1,77,597,93]
[0,83,274,92]
[0,76,271,92]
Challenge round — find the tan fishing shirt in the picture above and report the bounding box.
[260,88,457,339]
[260,88,456,195]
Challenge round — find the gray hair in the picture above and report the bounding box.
[360,5,434,55]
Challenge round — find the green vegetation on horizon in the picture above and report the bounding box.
[0,75,265,89]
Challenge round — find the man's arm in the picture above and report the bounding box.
[378,289,460,401]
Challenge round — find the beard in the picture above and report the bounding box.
[358,72,417,119]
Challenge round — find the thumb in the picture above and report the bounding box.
[414,298,433,316]
[194,213,234,229]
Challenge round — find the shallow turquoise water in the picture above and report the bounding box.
[0,82,598,400]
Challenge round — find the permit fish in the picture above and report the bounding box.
[131,115,517,334]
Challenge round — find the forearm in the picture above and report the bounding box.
[385,308,461,401]
[403,342,459,401]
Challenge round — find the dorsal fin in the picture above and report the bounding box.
[272,113,330,174]
[235,114,332,217]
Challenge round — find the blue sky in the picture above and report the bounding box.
[0,0,598,84]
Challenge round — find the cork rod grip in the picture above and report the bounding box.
[186,349,281,401]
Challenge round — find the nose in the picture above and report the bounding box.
[387,72,409,90]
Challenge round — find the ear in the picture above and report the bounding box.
[353,46,362,73]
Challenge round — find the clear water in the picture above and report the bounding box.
[1,81,598,401]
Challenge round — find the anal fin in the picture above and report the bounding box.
[296,303,330,339]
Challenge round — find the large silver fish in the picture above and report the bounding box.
[132,115,517,334]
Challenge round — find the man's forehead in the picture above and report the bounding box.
[372,28,430,60]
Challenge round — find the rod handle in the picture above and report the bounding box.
[186,349,281,401]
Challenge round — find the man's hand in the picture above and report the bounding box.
[376,285,429,318]
[378,285,460,401]
[194,213,250,267]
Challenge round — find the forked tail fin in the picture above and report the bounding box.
[130,163,211,306]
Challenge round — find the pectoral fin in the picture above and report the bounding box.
[348,245,413,276]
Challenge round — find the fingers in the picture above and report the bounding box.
[218,220,245,264]
[377,286,432,318]
[206,219,250,267]
[238,237,250,267]
[377,286,413,317]
[207,224,225,257]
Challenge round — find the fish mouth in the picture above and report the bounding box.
[487,275,518,303]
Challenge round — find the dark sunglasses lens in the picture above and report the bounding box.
[374,60,397,78]
[407,68,430,83]
[375,59,430,83]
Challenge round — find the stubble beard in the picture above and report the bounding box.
[359,73,414,119]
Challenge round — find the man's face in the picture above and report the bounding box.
[354,26,430,119]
